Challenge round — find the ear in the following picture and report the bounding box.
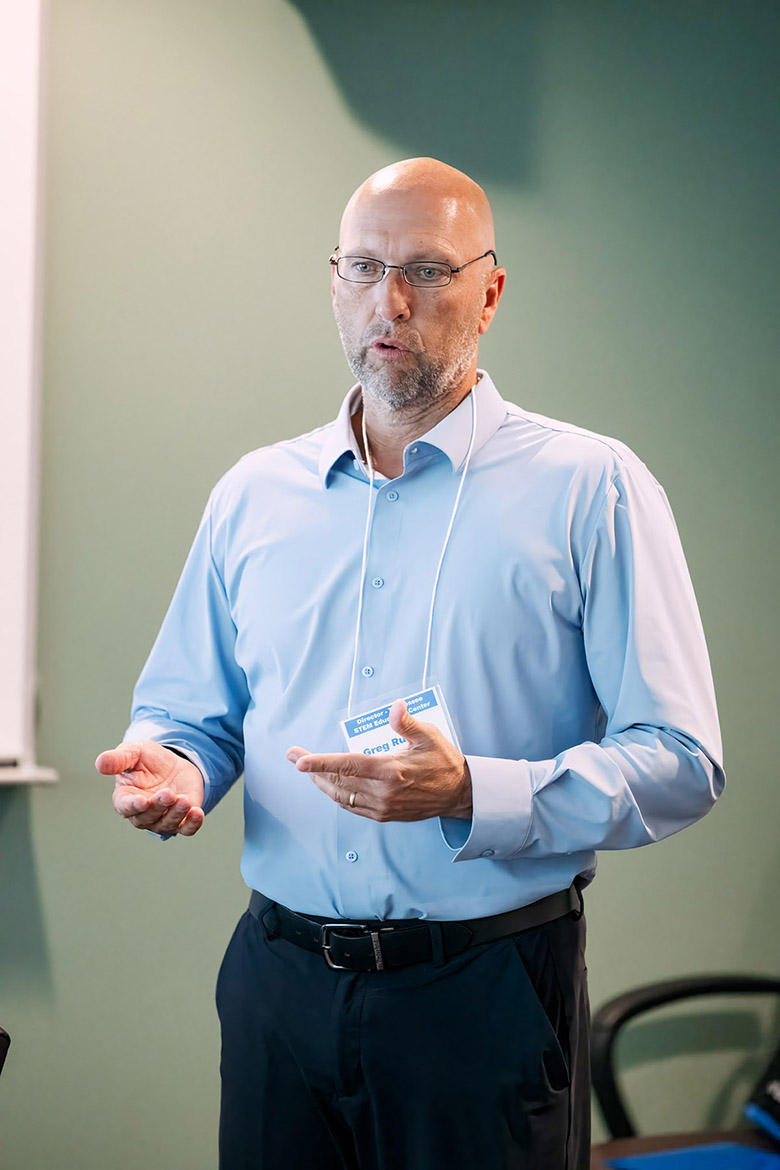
[478,268,506,335]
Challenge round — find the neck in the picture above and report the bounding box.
[353,370,479,479]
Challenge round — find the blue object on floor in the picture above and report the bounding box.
[608,1142,780,1169]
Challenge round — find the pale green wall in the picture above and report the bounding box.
[1,2,778,1165]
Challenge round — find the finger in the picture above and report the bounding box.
[177,807,204,837]
[303,765,402,823]
[286,746,310,764]
[96,743,143,776]
[113,784,175,818]
[304,767,362,809]
[387,699,434,746]
[294,751,390,781]
[304,768,386,819]
[113,788,151,817]
[305,772,386,822]
[129,795,194,833]
[305,768,342,803]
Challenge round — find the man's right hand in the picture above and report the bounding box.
[95,740,205,836]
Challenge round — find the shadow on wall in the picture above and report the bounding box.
[290,2,779,231]
[0,789,52,996]
[289,0,541,186]
[619,1005,780,1129]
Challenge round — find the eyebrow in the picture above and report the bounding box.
[344,249,456,265]
[404,252,454,264]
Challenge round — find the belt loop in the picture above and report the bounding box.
[428,920,447,967]
[261,903,281,940]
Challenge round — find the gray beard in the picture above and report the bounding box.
[338,330,476,413]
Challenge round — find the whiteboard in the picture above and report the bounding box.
[0,0,56,782]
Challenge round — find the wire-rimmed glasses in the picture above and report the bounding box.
[330,249,497,288]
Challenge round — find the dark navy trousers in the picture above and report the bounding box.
[216,894,590,1169]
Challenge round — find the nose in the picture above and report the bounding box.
[374,267,411,323]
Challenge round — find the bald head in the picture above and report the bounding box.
[339,158,496,259]
[331,157,505,419]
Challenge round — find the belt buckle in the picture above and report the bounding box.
[319,922,389,971]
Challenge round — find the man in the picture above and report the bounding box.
[96,158,724,1169]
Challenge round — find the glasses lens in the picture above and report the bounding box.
[404,262,452,287]
[338,257,384,283]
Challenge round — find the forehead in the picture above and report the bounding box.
[340,187,481,260]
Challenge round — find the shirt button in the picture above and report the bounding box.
[361,665,374,677]
[480,849,496,858]
[371,577,384,589]
[410,446,418,454]
[345,850,358,863]
[386,490,399,501]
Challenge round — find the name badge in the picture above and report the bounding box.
[339,682,460,757]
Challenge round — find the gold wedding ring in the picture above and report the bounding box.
[349,791,356,808]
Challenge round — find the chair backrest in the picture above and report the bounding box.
[591,974,780,1139]
[0,1027,9,1076]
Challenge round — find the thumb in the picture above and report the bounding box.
[286,746,310,765]
[95,742,142,776]
[388,699,430,746]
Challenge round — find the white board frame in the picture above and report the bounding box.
[0,0,57,784]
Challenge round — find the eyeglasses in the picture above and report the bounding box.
[330,249,497,288]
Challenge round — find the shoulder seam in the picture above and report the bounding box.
[503,403,638,468]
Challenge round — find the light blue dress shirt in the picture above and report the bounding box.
[126,371,724,920]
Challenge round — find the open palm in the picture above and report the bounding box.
[95,739,205,836]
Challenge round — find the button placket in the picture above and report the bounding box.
[352,474,403,706]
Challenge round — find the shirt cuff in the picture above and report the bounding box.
[438,755,534,862]
[158,742,220,814]
[144,743,214,841]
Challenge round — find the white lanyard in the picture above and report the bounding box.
[346,388,479,718]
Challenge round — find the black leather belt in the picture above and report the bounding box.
[248,884,581,973]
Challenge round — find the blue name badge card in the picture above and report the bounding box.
[339,683,460,757]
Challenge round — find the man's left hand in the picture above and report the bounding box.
[287,700,473,822]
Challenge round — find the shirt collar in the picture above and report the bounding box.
[318,369,507,487]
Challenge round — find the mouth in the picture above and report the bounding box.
[370,339,413,359]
